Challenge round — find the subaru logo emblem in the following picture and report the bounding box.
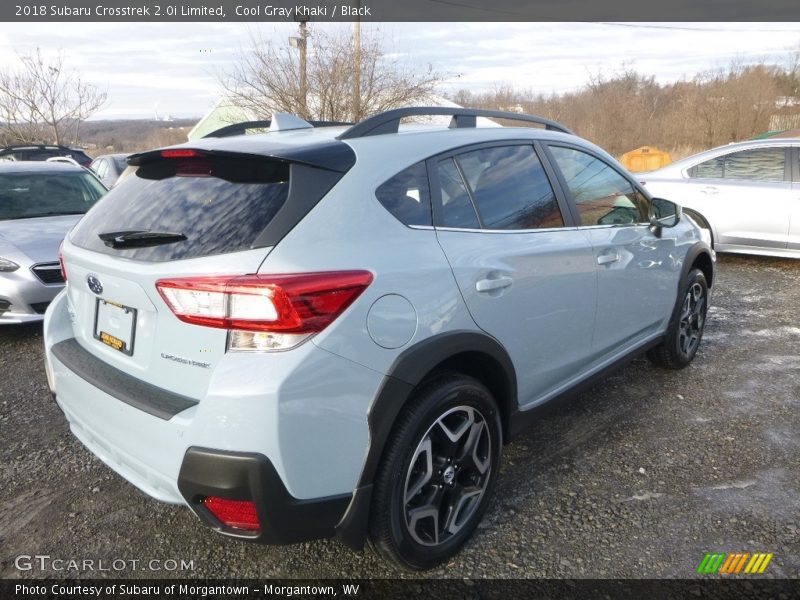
[86,275,103,295]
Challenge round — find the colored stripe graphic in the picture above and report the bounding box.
[744,553,774,574]
[696,553,712,573]
[697,552,772,574]
[733,553,750,573]
[697,553,726,574]
[719,554,736,573]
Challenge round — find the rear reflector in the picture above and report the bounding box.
[156,271,372,351]
[203,497,260,531]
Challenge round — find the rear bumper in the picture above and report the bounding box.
[44,289,383,543]
[178,447,351,544]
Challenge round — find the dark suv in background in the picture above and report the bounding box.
[0,144,93,166]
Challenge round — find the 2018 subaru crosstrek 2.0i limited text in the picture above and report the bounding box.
[44,108,714,569]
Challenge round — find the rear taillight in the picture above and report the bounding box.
[58,242,67,282]
[156,271,373,351]
[202,497,260,532]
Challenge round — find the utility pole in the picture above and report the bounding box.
[290,16,310,119]
[351,0,361,122]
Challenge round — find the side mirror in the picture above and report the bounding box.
[649,197,681,230]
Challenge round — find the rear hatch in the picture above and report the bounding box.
[63,147,349,400]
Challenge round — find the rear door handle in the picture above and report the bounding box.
[597,252,620,265]
[700,186,719,195]
[476,276,513,292]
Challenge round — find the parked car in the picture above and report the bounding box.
[0,162,107,323]
[44,108,714,569]
[90,153,130,187]
[0,144,93,167]
[642,138,799,258]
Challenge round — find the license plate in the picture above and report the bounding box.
[93,299,137,356]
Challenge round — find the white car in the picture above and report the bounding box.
[642,138,799,258]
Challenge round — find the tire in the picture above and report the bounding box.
[647,268,709,369]
[368,372,502,570]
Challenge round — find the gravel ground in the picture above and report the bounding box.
[1,254,798,579]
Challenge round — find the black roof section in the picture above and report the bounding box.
[128,135,356,173]
[337,107,574,140]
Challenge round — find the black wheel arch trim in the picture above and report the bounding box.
[681,241,714,292]
[334,330,517,549]
[682,208,715,246]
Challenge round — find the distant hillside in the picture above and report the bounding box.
[78,118,198,156]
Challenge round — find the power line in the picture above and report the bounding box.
[596,22,799,34]
[425,0,530,17]
[421,4,800,33]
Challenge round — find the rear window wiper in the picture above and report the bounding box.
[99,230,187,249]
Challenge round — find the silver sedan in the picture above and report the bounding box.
[642,138,799,258]
[0,161,106,323]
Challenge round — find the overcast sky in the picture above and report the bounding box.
[0,22,798,120]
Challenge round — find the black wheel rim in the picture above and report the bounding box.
[678,281,705,358]
[403,405,492,547]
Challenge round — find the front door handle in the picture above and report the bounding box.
[701,186,719,195]
[476,276,513,292]
[597,252,620,265]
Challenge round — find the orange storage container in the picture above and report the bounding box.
[619,146,672,172]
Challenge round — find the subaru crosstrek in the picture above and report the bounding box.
[44,108,714,569]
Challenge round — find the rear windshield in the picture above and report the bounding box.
[69,154,290,262]
[0,171,106,220]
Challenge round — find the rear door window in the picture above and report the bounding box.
[436,158,481,229]
[452,145,564,230]
[375,161,432,226]
[689,147,786,182]
[69,154,290,261]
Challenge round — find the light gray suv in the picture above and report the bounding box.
[44,108,714,569]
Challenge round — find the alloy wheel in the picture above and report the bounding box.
[402,405,492,547]
[678,281,705,358]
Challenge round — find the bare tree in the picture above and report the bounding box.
[0,48,107,146]
[449,55,794,159]
[220,27,443,122]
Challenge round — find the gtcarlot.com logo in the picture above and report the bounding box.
[697,552,773,574]
[14,555,195,572]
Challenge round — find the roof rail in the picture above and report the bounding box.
[204,118,354,138]
[336,107,573,140]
